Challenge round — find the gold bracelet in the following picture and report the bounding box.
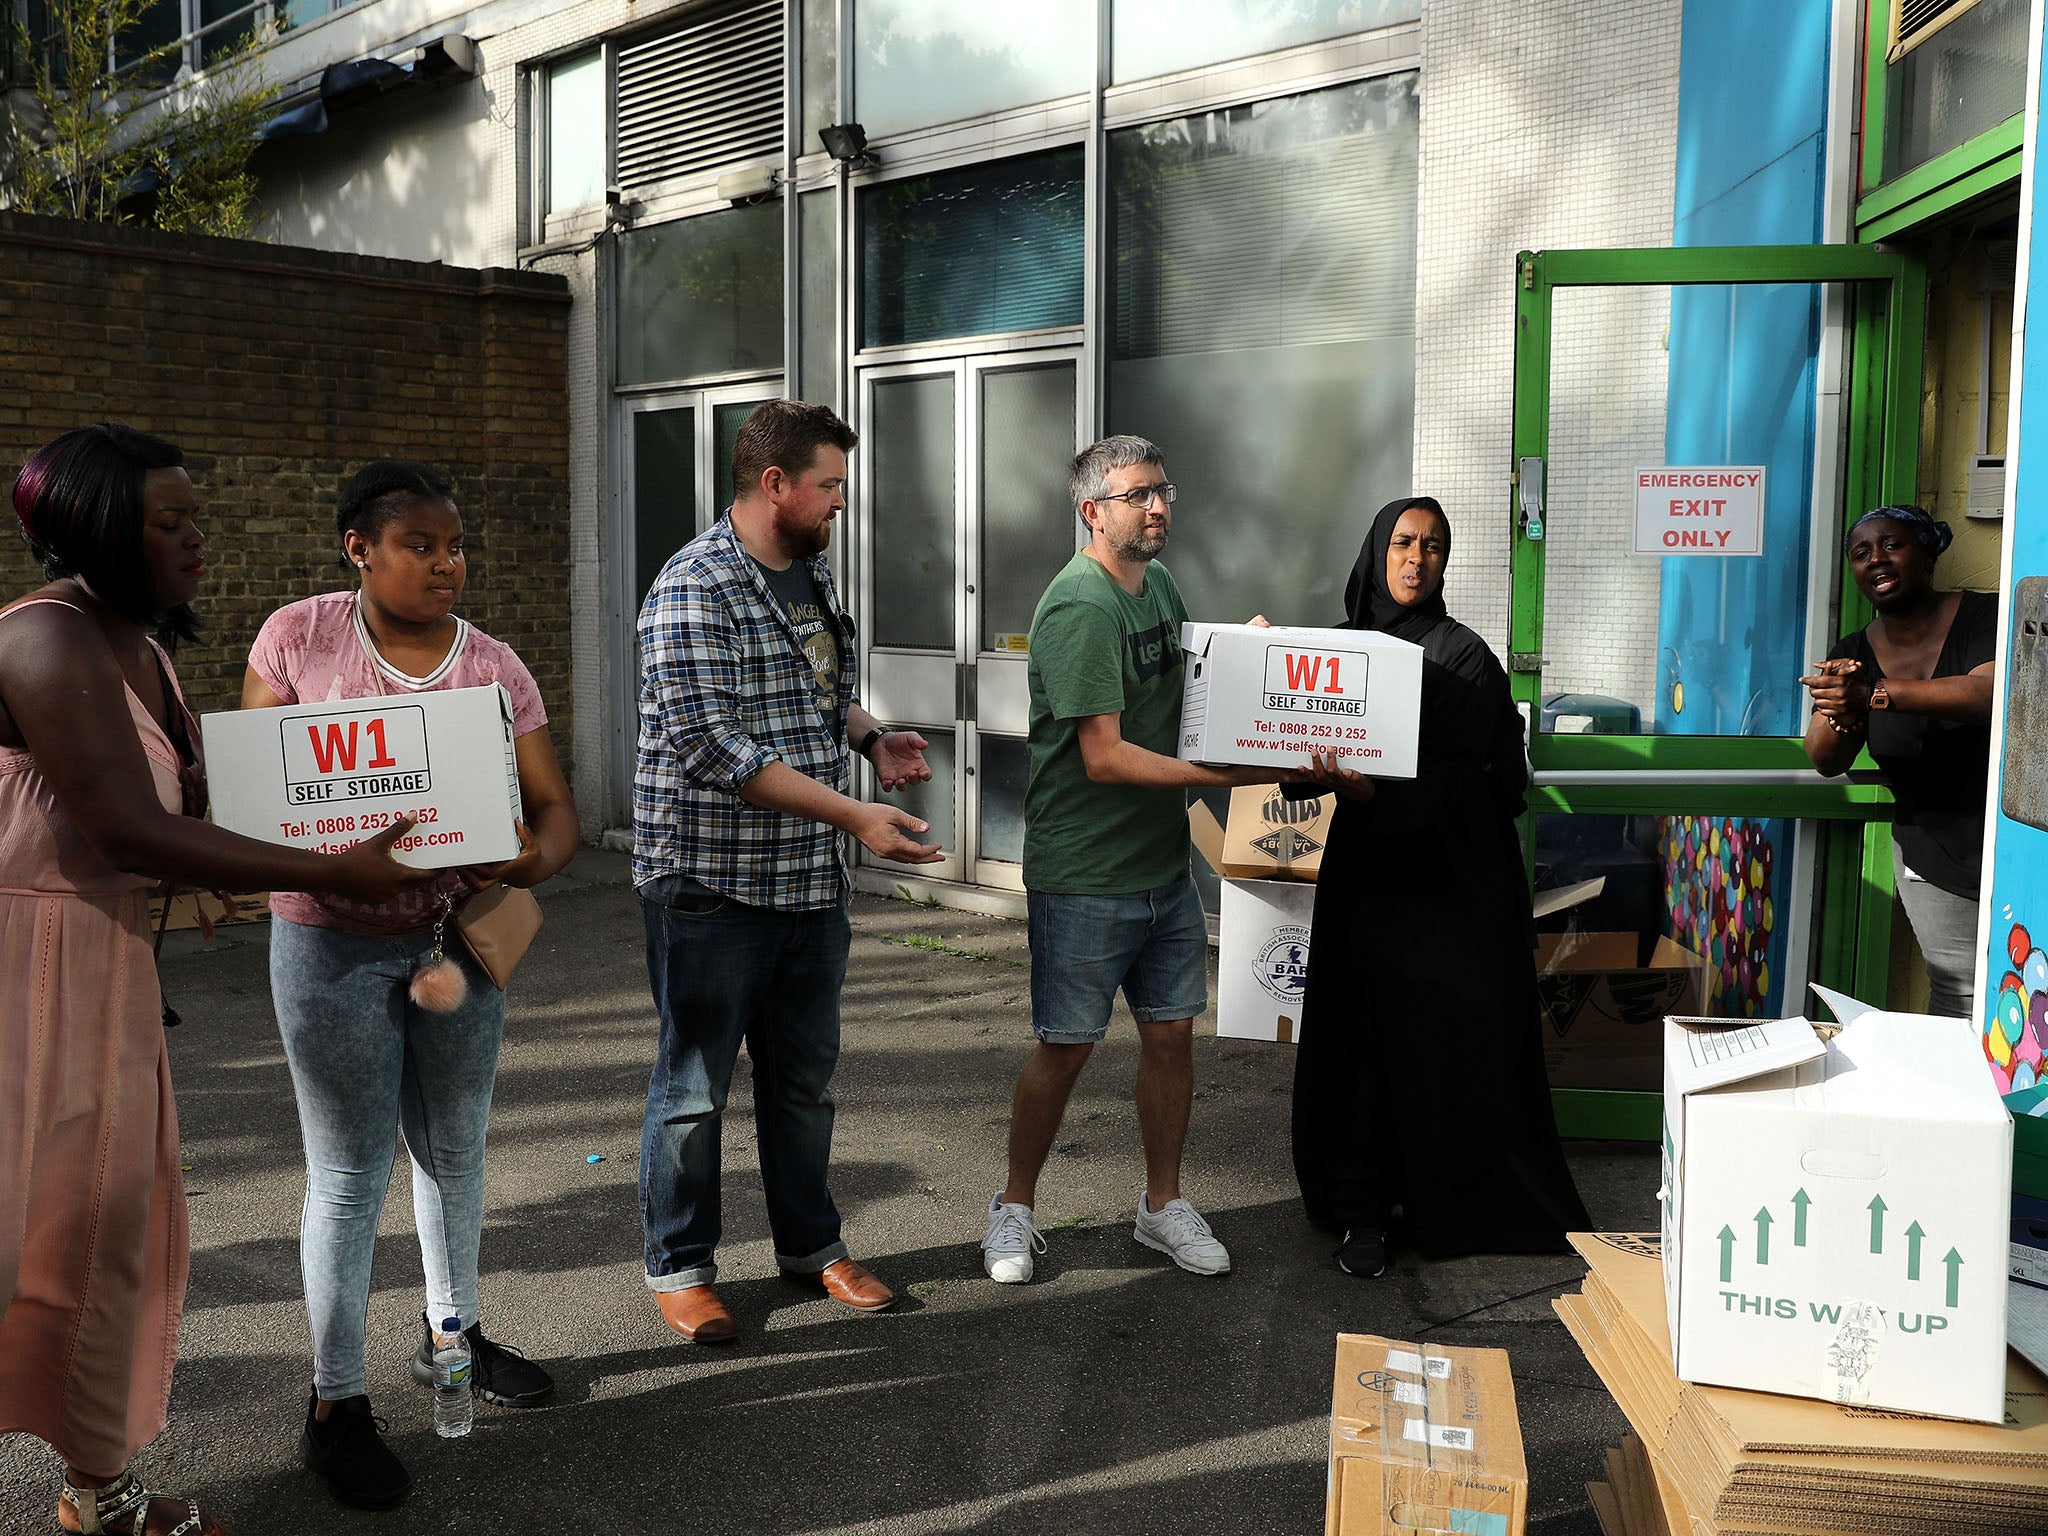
[1824,714,1859,736]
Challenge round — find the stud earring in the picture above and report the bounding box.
[355,560,368,569]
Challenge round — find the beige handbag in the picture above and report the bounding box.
[453,882,544,990]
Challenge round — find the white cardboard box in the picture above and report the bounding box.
[1660,987,2012,1423]
[200,684,521,870]
[1189,796,1319,1043]
[1215,877,1316,1043]
[1177,622,1422,776]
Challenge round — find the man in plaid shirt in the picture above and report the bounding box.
[634,400,941,1344]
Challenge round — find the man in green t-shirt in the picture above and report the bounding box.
[981,435,1285,1286]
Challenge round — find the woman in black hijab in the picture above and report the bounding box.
[1291,497,1590,1276]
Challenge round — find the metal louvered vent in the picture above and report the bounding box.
[616,0,783,190]
[1889,0,1986,63]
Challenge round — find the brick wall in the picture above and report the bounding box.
[0,211,574,770]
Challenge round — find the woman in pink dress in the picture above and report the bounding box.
[0,425,433,1536]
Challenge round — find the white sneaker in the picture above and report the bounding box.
[982,1195,1046,1284]
[1133,1194,1232,1275]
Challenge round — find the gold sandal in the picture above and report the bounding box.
[56,1468,221,1536]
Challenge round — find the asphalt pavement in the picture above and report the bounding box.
[1,848,1655,1534]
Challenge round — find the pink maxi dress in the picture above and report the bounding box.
[0,598,194,1474]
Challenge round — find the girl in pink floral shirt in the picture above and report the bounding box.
[243,462,578,1510]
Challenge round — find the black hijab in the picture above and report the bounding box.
[1344,496,1452,642]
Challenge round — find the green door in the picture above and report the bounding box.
[1510,246,1926,1138]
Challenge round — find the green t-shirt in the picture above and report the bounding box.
[1023,551,1192,894]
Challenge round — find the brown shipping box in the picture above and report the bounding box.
[1327,1334,1528,1536]
[1205,783,1330,882]
[1532,933,1704,1092]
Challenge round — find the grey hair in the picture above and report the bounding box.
[1068,435,1164,515]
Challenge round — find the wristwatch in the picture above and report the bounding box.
[1869,682,1892,711]
[857,725,900,758]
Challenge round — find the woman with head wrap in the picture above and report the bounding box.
[1289,497,1590,1278]
[1801,506,1996,1019]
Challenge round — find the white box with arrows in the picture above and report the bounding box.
[1659,988,2012,1423]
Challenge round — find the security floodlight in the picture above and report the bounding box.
[819,122,875,168]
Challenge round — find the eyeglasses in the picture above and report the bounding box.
[1095,482,1177,510]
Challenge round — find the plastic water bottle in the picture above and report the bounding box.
[431,1317,473,1439]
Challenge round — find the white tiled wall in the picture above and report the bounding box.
[1414,0,1681,721]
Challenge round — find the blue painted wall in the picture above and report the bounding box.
[1658,0,1832,740]
[1982,17,2048,1094]
[1651,0,1833,1017]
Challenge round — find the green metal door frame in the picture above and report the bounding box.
[1511,246,1927,1140]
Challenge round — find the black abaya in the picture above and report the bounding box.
[1290,499,1590,1258]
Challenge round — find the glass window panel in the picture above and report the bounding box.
[862,148,1084,348]
[1541,281,1826,738]
[633,407,696,610]
[1107,76,1417,627]
[802,0,839,148]
[980,364,1078,651]
[712,400,756,508]
[868,373,956,649]
[799,190,839,408]
[888,729,956,853]
[978,735,1029,864]
[1111,0,1419,84]
[1883,0,2028,182]
[1533,809,1808,1078]
[116,0,182,82]
[198,0,257,63]
[547,50,605,215]
[278,0,328,28]
[853,0,1091,139]
[617,204,785,385]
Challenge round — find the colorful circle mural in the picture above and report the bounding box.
[1659,814,1779,1018]
[1988,920,2048,1098]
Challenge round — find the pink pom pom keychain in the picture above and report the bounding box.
[410,894,468,1012]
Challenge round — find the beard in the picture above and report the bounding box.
[773,506,832,557]
[1111,523,1167,562]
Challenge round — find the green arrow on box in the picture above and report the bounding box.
[1868,1194,1887,1255]
[1718,1225,1735,1283]
[1905,1220,1924,1282]
[1791,1188,1809,1247]
[1754,1206,1773,1266]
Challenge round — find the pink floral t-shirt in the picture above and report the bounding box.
[248,591,548,937]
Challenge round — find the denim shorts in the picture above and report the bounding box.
[1027,875,1209,1044]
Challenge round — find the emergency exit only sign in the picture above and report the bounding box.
[1633,466,1766,555]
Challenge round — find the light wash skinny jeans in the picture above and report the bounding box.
[270,915,505,1400]
[1893,845,1982,1022]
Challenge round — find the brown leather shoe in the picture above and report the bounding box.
[793,1257,896,1311]
[654,1285,737,1344]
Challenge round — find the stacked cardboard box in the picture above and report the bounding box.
[1558,1232,2048,1536]
[1189,784,1328,1042]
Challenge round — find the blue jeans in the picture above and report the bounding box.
[270,916,506,1400]
[1027,876,1210,1044]
[638,875,852,1290]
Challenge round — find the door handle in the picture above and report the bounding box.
[956,662,977,722]
[1517,456,1546,541]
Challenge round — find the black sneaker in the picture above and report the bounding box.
[299,1391,411,1510]
[1335,1227,1388,1278]
[408,1312,555,1408]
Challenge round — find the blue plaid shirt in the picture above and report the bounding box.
[633,514,858,910]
